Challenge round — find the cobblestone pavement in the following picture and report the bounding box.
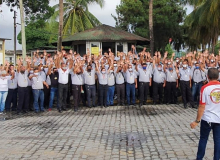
[0,104,214,160]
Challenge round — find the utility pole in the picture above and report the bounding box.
[19,0,26,63]
[58,0,63,52]
[13,11,16,65]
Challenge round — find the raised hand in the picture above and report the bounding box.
[5,60,9,66]
[25,56,29,62]
[17,59,21,65]
[33,58,37,63]
[176,68,179,74]
[46,59,50,65]
[44,50,47,56]
[164,52,168,58]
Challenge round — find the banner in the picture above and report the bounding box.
[91,47,99,56]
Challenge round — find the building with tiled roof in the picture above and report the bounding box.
[60,24,149,56]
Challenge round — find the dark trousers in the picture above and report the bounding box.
[116,83,125,105]
[166,82,177,104]
[5,88,17,111]
[99,84,108,106]
[27,86,33,110]
[58,83,68,109]
[43,85,50,108]
[163,86,168,103]
[81,85,86,106]
[153,82,163,103]
[17,87,29,113]
[85,84,96,107]
[197,120,220,160]
[72,85,81,110]
[139,82,149,104]
[180,80,194,106]
[66,75,72,106]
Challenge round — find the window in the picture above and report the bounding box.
[116,42,123,52]
[0,41,2,51]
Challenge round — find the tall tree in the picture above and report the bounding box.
[48,0,104,38]
[58,0,63,51]
[113,0,186,52]
[17,21,57,51]
[149,0,154,55]
[4,0,52,20]
[184,0,220,53]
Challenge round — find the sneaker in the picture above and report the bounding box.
[48,108,52,111]
[0,112,3,115]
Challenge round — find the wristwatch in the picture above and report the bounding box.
[195,120,200,123]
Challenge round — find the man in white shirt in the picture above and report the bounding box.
[190,68,220,160]
[5,66,18,112]
[0,70,14,114]
[56,56,73,113]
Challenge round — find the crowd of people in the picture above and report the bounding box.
[0,46,220,114]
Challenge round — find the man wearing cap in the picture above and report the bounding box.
[56,56,73,112]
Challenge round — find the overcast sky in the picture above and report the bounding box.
[0,0,192,50]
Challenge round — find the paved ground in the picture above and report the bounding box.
[0,104,214,160]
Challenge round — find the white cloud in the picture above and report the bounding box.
[0,3,21,50]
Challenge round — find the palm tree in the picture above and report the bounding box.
[184,0,220,53]
[149,0,154,56]
[49,0,104,38]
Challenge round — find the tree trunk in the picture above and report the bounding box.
[58,0,63,52]
[149,0,154,56]
[19,0,27,64]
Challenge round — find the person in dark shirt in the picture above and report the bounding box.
[47,64,59,111]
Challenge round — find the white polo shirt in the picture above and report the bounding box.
[0,76,11,91]
[58,68,70,84]
[200,81,220,123]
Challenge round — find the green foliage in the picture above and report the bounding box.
[4,0,52,21]
[165,44,174,58]
[17,21,57,50]
[48,0,104,37]
[184,0,220,52]
[214,41,220,55]
[112,0,186,52]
